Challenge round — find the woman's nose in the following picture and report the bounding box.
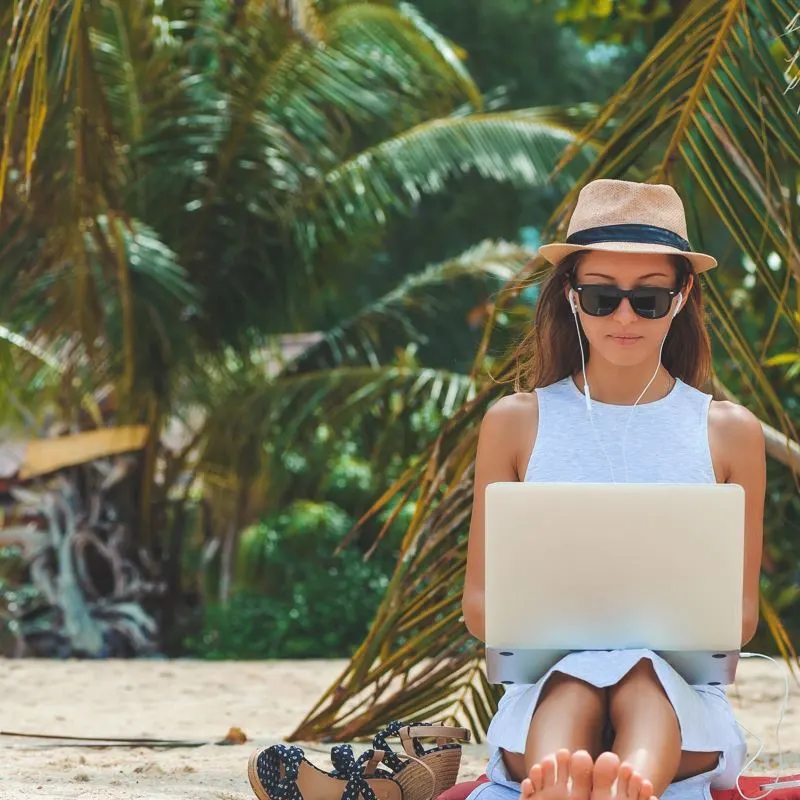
[612,297,638,323]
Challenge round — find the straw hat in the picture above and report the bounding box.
[538,179,717,273]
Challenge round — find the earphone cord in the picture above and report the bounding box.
[571,288,681,483]
[620,334,670,482]
[735,652,790,799]
[572,302,619,483]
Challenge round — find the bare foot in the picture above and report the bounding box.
[589,753,658,800]
[520,750,594,800]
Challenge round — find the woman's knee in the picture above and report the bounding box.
[537,672,607,719]
[608,659,675,724]
[515,674,608,770]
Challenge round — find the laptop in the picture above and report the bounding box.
[484,482,745,687]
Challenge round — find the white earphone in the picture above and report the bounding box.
[568,289,578,315]
[672,291,683,318]
[568,290,591,409]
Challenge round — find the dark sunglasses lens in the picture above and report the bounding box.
[580,286,621,316]
[630,289,672,319]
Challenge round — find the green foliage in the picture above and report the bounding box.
[552,0,684,44]
[375,0,642,291]
[0,0,582,643]
[0,547,45,656]
[421,0,643,107]
[184,500,396,659]
[183,399,428,660]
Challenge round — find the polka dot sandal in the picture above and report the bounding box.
[248,743,403,800]
[371,722,471,800]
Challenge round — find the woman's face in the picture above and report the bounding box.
[566,250,692,368]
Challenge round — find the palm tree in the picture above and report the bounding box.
[0,0,585,424]
[183,240,539,605]
[290,0,800,742]
[0,0,591,651]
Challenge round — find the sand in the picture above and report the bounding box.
[0,658,798,800]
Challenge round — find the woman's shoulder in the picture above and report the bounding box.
[484,390,539,427]
[708,398,763,441]
[480,392,540,478]
[708,399,765,473]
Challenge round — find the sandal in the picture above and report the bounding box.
[248,743,403,800]
[371,722,471,800]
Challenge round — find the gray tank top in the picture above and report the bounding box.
[525,376,716,484]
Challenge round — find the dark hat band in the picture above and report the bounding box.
[566,223,691,252]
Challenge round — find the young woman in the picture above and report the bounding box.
[462,180,766,800]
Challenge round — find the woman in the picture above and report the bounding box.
[462,180,765,800]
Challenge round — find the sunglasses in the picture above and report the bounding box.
[570,282,682,320]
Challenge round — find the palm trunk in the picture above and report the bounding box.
[218,480,249,606]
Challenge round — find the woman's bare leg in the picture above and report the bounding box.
[607,660,719,797]
[502,672,607,781]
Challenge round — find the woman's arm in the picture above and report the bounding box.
[709,401,766,645]
[462,394,538,641]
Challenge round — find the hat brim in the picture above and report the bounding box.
[538,241,717,274]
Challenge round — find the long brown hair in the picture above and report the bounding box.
[514,251,712,392]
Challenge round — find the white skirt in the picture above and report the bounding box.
[482,649,747,800]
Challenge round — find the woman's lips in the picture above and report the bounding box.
[608,334,643,346]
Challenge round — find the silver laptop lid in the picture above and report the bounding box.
[484,483,745,653]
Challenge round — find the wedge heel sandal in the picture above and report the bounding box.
[372,722,471,800]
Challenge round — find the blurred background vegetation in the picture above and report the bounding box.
[0,0,798,737]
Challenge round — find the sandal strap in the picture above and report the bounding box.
[256,744,306,800]
[400,725,471,746]
[330,744,385,800]
[364,750,388,775]
[372,721,421,771]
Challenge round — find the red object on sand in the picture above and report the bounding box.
[437,775,800,800]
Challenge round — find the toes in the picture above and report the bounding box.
[592,752,620,797]
[541,756,558,789]
[626,770,642,800]
[569,751,593,800]
[521,777,535,799]
[638,781,655,800]
[555,750,571,787]
[616,763,633,799]
[529,763,544,793]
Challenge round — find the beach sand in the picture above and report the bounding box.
[0,658,798,799]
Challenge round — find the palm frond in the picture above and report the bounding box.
[289,437,494,741]
[0,331,65,433]
[785,12,800,102]
[294,109,594,257]
[183,360,482,553]
[0,0,128,207]
[0,207,197,413]
[285,240,534,372]
[264,3,482,148]
[198,363,480,473]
